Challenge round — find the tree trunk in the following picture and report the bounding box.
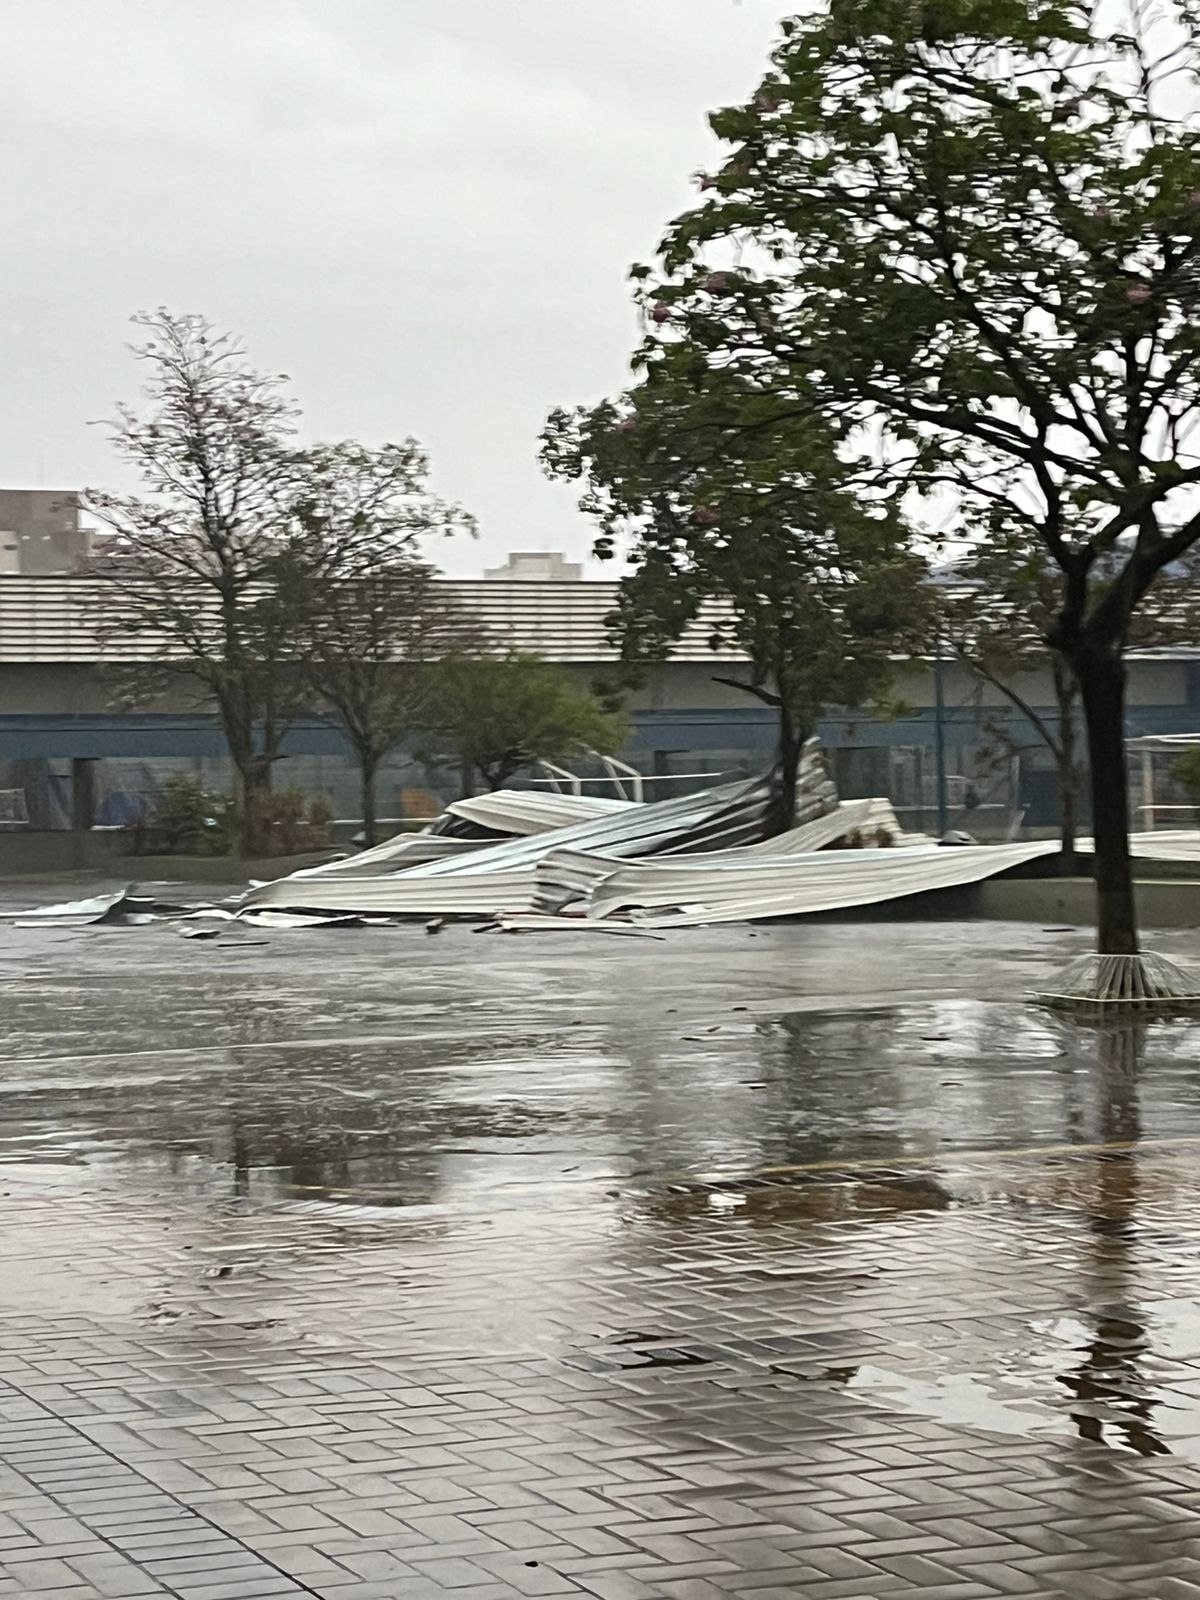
[1059,750,1080,875]
[360,761,379,848]
[767,703,804,838]
[1077,646,1138,955]
[1052,656,1080,875]
[459,757,476,800]
[237,757,273,857]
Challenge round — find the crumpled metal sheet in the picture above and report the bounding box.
[236,870,540,918]
[283,833,487,882]
[436,791,634,838]
[532,797,918,914]
[1130,831,1200,863]
[238,772,785,915]
[12,886,134,927]
[579,839,1065,927]
[12,886,196,928]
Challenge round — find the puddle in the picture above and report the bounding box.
[839,1299,1200,1460]
[848,1365,1055,1437]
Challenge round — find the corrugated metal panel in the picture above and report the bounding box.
[239,773,779,915]
[440,791,633,835]
[581,841,1065,926]
[0,577,746,664]
[531,797,910,913]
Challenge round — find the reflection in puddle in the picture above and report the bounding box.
[5,997,1200,1217]
[649,1169,956,1228]
[842,1299,1200,1462]
[849,1365,1054,1438]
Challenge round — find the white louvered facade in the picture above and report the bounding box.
[0,577,744,665]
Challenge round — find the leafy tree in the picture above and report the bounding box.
[944,545,1200,868]
[938,536,1084,864]
[636,0,1200,954]
[1171,746,1200,808]
[420,651,627,794]
[544,367,929,835]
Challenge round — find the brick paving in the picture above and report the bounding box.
[2,918,1200,1597]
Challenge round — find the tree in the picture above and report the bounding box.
[289,560,481,845]
[420,651,627,794]
[88,310,302,849]
[282,440,476,845]
[1171,745,1200,808]
[938,536,1085,866]
[637,0,1200,955]
[943,546,1200,869]
[544,364,929,835]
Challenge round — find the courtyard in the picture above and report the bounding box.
[1,896,1200,1598]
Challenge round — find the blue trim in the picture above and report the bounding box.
[1,703,1198,760]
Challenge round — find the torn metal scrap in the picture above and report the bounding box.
[12,887,133,928]
[13,886,206,929]
[472,913,665,939]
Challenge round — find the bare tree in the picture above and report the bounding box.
[290,561,482,844]
[88,310,301,848]
[283,440,476,844]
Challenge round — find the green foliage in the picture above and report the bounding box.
[542,298,931,826]
[1171,748,1200,805]
[578,0,1200,931]
[140,776,333,857]
[146,775,237,856]
[419,651,628,792]
[631,0,1200,656]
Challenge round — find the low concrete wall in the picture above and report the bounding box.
[980,875,1200,929]
[0,833,333,882]
[125,852,332,884]
[0,830,130,876]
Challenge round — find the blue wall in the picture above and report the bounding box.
[2,702,1199,760]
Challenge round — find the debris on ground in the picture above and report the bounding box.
[11,742,1200,935]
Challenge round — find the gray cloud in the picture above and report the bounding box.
[0,0,788,573]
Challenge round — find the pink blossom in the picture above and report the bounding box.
[1127,283,1153,305]
[651,303,672,325]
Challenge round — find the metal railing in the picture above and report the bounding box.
[531,756,738,803]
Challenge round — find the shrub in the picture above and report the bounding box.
[146,775,237,856]
[242,789,334,857]
[1171,748,1200,807]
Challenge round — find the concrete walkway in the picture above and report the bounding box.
[1,904,1200,1598]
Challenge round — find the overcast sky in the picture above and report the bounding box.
[1,0,788,575]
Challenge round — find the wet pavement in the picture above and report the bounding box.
[2,891,1200,1597]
